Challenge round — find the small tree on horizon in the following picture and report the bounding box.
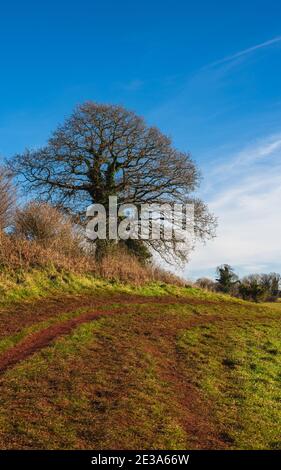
[216,264,239,294]
[260,273,280,301]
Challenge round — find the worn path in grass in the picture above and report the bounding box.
[0,292,219,339]
[0,289,280,449]
[0,293,221,374]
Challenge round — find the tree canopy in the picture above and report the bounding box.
[9,102,216,263]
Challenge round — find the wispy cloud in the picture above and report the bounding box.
[204,36,281,70]
[149,36,281,137]
[211,134,281,178]
[186,134,281,279]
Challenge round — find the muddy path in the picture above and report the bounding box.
[0,292,223,339]
[0,306,127,374]
[0,292,274,450]
[0,300,221,374]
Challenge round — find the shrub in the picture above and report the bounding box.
[195,277,218,292]
[0,168,15,230]
[13,202,81,255]
[239,273,280,302]
[239,275,266,302]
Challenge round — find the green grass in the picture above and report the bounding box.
[0,304,114,355]
[0,269,102,305]
[0,273,280,449]
[0,268,190,306]
[0,266,245,308]
[177,311,281,449]
[0,307,192,449]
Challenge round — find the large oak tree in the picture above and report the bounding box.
[9,102,216,264]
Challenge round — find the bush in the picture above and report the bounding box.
[0,168,15,230]
[195,277,218,292]
[239,275,266,302]
[239,273,280,303]
[13,202,81,255]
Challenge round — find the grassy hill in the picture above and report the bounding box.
[0,272,280,450]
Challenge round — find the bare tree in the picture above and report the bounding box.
[260,273,280,301]
[8,102,216,263]
[0,167,15,231]
[195,277,218,292]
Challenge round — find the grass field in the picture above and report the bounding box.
[0,275,280,449]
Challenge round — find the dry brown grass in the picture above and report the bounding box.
[83,249,185,286]
[98,250,150,284]
[0,232,185,286]
[148,265,186,286]
[0,200,186,286]
[0,232,93,273]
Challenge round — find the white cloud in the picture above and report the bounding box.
[212,134,281,177]
[204,36,281,70]
[186,135,281,279]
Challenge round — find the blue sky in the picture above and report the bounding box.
[0,0,281,279]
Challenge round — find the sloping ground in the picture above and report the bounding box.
[0,287,280,449]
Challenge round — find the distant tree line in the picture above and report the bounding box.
[196,264,280,303]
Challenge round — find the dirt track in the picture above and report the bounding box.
[0,292,220,339]
[0,307,122,374]
[0,293,222,375]
[0,292,274,450]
